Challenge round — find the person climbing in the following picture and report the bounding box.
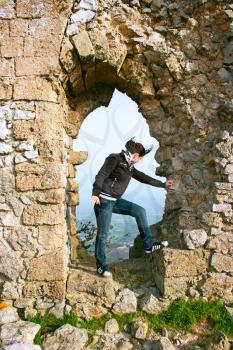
[91,137,175,277]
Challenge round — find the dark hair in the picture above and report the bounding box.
[125,137,153,157]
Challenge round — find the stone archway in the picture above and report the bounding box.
[0,0,232,313]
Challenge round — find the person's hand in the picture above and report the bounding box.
[165,179,175,190]
[91,195,100,206]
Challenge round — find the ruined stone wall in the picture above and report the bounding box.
[0,0,232,312]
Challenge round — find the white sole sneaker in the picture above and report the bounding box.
[145,240,169,253]
[97,267,112,277]
[102,270,112,277]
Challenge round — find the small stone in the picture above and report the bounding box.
[153,337,175,350]
[66,23,79,36]
[212,204,232,213]
[0,106,11,119]
[218,68,233,83]
[13,110,35,120]
[0,320,40,346]
[16,141,35,151]
[71,9,95,24]
[15,155,27,164]
[131,318,148,340]
[24,150,38,160]
[0,142,13,154]
[151,0,163,10]
[104,319,119,334]
[75,0,98,11]
[206,332,230,350]
[49,302,65,318]
[182,229,208,250]
[43,324,88,350]
[65,304,72,313]
[0,120,10,140]
[139,293,162,314]
[224,164,233,174]
[0,306,19,326]
[112,288,137,314]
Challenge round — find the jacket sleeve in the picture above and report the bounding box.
[92,154,118,197]
[132,167,166,188]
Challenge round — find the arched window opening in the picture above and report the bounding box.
[73,89,166,263]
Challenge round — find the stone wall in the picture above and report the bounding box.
[0,0,232,311]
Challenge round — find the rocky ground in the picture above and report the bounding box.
[0,251,232,349]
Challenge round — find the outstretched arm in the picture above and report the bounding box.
[132,167,166,188]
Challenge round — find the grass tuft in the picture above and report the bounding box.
[20,298,233,347]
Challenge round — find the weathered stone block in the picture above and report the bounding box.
[153,248,208,278]
[67,192,79,205]
[201,212,223,227]
[0,79,13,100]
[15,163,65,191]
[210,253,233,273]
[200,273,233,302]
[38,224,66,251]
[15,56,60,76]
[33,189,65,204]
[0,251,24,281]
[213,203,232,213]
[23,281,65,300]
[24,35,61,57]
[71,31,95,62]
[9,18,29,37]
[12,120,35,140]
[0,168,15,193]
[14,78,58,102]
[67,178,79,191]
[42,324,88,350]
[68,151,88,165]
[66,268,117,307]
[27,249,66,281]
[70,9,95,24]
[16,0,54,18]
[0,58,14,77]
[182,229,208,249]
[0,0,15,19]
[22,204,65,225]
[4,226,39,252]
[0,37,24,57]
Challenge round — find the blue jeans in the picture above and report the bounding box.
[94,197,154,269]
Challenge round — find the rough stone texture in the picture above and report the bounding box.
[0,0,232,310]
[22,204,65,225]
[104,319,119,334]
[0,306,19,325]
[27,249,67,281]
[131,318,148,340]
[42,324,88,350]
[182,229,208,249]
[153,337,175,350]
[206,332,230,350]
[112,288,137,314]
[152,248,209,298]
[66,267,118,308]
[0,320,40,347]
[15,163,66,191]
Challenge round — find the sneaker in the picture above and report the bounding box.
[97,266,112,277]
[145,240,168,254]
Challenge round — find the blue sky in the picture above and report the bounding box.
[73,89,166,225]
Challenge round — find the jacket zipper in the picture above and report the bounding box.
[111,177,117,188]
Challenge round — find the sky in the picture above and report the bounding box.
[73,89,166,225]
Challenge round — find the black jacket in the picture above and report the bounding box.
[92,150,166,199]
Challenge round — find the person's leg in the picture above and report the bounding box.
[94,198,114,271]
[112,198,153,250]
